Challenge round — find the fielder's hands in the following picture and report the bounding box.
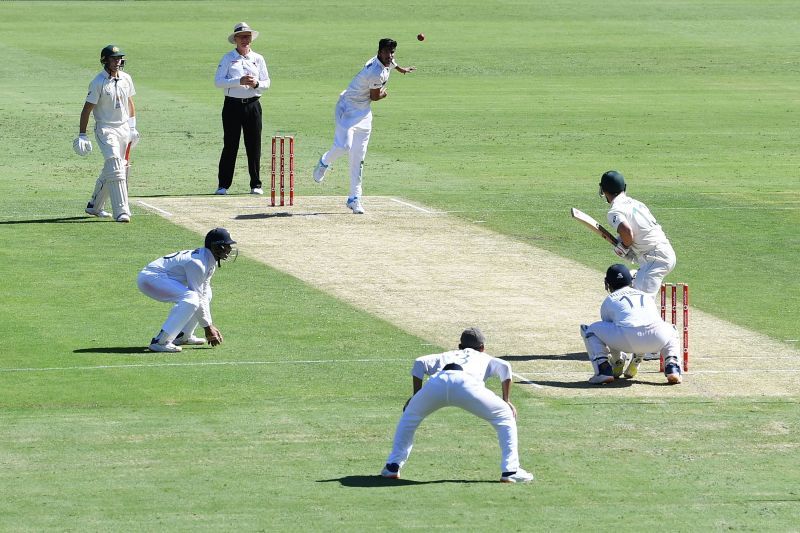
[73,133,92,156]
[506,401,518,419]
[204,325,224,347]
[613,242,630,258]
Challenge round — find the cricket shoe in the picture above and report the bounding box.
[116,213,131,223]
[381,463,400,479]
[610,352,629,378]
[85,203,111,218]
[500,468,534,483]
[313,158,329,183]
[589,361,614,384]
[624,354,644,379]
[251,187,264,195]
[215,187,228,195]
[346,197,365,214]
[149,339,182,353]
[664,362,683,384]
[174,332,206,346]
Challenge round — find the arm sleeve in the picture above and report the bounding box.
[257,57,270,90]
[411,354,440,379]
[85,78,101,105]
[198,278,213,327]
[487,358,512,382]
[214,55,242,89]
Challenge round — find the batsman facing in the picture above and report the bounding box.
[137,228,236,353]
[75,44,139,223]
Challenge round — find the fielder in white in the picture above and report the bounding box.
[581,264,682,385]
[313,38,416,214]
[381,327,534,483]
[73,44,139,223]
[599,170,676,298]
[137,228,236,353]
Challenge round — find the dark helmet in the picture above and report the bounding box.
[599,170,626,196]
[205,227,236,263]
[605,263,633,292]
[100,44,126,70]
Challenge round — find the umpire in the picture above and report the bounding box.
[214,22,271,195]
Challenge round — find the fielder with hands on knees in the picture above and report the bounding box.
[137,228,236,353]
[74,44,139,223]
[214,22,271,196]
[381,327,534,483]
[599,170,676,298]
[580,264,683,385]
[313,38,416,214]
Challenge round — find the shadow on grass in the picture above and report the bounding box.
[318,475,496,487]
[74,346,152,354]
[503,352,586,362]
[0,216,96,225]
[234,211,347,220]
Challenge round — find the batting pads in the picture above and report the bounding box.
[90,157,130,221]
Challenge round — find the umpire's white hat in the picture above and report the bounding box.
[229,22,259,44]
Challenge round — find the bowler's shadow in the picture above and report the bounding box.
[235,211,348,220]
[0,216,96,225]
[502,352,586,362]
[317,475,496,487]
[74,347,152,354]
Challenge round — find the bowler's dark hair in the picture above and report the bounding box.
[378,38,397,51]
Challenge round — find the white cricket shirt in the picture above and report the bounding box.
[85,70,136,126]
[214,49,270,98]
[412,348,512,383]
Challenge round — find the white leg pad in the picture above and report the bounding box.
[101,158,130,219]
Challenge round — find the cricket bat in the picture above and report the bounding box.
[570,207,619,245]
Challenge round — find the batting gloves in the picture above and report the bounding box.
[73,133,92,156]
[128,117,140,149]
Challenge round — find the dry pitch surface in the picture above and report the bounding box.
[138,195,799,398]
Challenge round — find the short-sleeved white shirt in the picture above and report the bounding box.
[85,70,135,127]
[411,348,512,383]
[600,286,661,327]
[340,56,393,111]
[607,193,671,254]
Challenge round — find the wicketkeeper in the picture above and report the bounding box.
[73,44,139,223]
[137,228,236,353]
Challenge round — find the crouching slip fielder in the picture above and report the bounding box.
[581,264,682,385]
[73,44,140,223]
[137,228,236,353]
[381,327,534,483]
[313,38,415,215]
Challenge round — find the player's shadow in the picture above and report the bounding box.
[234,211,347,220]
[502,352,586,362]
[0,216,96,225]
[74,347,155,354]
[317,475,496,487]
[531,379,635,389]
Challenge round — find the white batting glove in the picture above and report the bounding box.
[73,133,92,156]
[613,241,630,258]
[128,117,140,149]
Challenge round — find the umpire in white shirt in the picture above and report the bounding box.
[214,22,270,195]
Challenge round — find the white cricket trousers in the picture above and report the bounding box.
[321,96,372,200]
[137,271,207,341]
[90,123,131,219]
[386,370,520,473]
[585,321,680,367]
[634,245,676,298]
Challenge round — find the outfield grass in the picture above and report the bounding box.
[1,1,799,530]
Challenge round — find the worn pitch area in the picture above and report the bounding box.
[137,195,799,398]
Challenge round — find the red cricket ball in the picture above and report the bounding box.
[417,33,425,41]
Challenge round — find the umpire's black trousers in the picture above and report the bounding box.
[218,96,262,190]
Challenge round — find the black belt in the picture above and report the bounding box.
[226,96,260,104]
[442,363,463,371]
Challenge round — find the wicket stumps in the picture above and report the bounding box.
[270,135,294,207]
[659,283,689,372]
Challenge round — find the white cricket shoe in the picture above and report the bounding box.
[610,352,629,378]
[85,203,111,218]
[215,187,228,195]
[313,158,329,183]
[500,468,534,483]
[624,354,644,379]
[346,197,365,214]
[149,339,182,353]
[251,187,263,195]
[665,362,683,384]
[116,213,131,223]
[174,332,206,346]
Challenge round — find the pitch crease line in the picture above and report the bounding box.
[137,201,173,216]
[390,198,437,214]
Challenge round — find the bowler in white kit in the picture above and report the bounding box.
[73,44,139,223]
[137,228,236,353]
[313,38,416,214]
[581,264,683,384]
[381,328,534,483]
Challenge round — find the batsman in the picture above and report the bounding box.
[598,170,676,299]
[73,44,139,223]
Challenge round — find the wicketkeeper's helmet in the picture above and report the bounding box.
[205,227,237,264]
[605,263,633,292]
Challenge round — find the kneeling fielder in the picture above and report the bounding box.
[137,228,235,352]
[581,264,683,384]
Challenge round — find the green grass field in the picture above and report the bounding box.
[1,1,799,530]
